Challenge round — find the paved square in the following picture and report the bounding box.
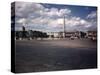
[15,39,97,73]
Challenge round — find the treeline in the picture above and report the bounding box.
[15,30,49,39]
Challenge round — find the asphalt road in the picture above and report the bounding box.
[15,39,97,73]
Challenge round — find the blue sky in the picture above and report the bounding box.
[13,2,97,32]
[42,3,97,18]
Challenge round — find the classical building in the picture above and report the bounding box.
[86,31,97,40]
[47,31,81,39]
[47,32,60,38]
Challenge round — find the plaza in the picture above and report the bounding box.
[15,39,97,73]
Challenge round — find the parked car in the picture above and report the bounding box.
[70,36,74,40]
[91,36,97,41]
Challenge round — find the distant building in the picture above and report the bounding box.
[86,31,97,40]
[65,32,75,38]
[47,32,60,38]
[65,31,81,38]
[47,31,81,38]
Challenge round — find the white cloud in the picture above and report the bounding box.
[87,11,97,19]
[15,2,71,18]
[45,8,71,17]
[85,11,97,31]
[15,2,72,31]
[57,18,63,25]
[80,19,87,25]
[64,16,90,27]
[15,2,44,18]
[46,8,59,16]
[59,8,71,16]
[17,18,26,23]
[15,2,97,32]
[16,14,94,32]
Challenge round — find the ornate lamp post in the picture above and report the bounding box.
[22,19,27,39]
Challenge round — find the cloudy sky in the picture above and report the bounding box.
[12,2,97,32]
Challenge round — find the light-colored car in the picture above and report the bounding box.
[70,36,74,40]
[92,37,97,41]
